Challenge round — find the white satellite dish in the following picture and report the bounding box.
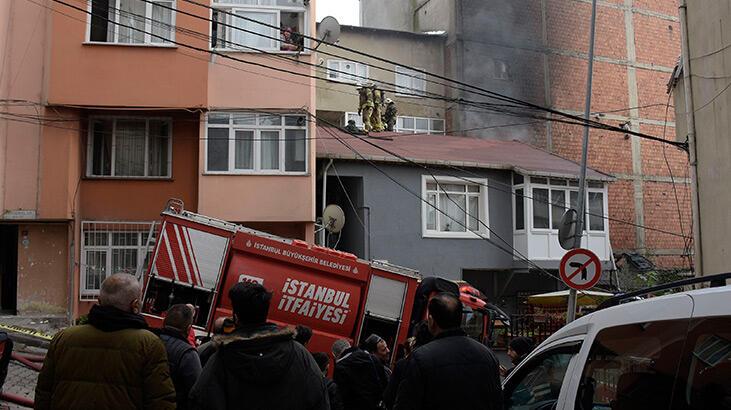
[317,16,341,45]
[322,204,346,233]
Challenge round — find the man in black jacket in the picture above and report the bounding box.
[189,282,329,410]
[394,293,502,410]
[156,304,202,410]
[334,339,388,410]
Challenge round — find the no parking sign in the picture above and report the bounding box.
[559,248,602,290]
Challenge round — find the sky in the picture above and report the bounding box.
[316,0,360,26]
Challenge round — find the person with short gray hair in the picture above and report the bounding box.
[36,273,175,410]
[332,339,351,361]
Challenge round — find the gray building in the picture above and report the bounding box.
[671,0,731,277]
[316,126,613,312]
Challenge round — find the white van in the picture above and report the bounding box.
[502,275,731,410]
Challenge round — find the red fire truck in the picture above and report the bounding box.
[141,201,507,364]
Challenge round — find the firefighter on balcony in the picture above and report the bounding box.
[383,98,397,131]
[371,87,386,132]
[357,85,375,132]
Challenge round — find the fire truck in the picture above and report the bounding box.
[141,200,507,364]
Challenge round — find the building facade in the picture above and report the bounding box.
[671,0,731,276]
[315,24,448,134]
[360,0,692,274]
[317,127,613,312]
[0,0,317,319]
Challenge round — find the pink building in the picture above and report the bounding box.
[0,0,317,320]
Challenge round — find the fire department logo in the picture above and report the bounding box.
[353,267,358,274]
[246,240,252,247]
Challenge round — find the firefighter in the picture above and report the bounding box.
[358,86,375,132]
[371,87,386,132]
[383,98,398,131]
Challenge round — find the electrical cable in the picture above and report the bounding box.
[22,1,692,240]
[177,0,689,150]
[68,0,689,149]
[317,117,614,293]
[0,108,692,240]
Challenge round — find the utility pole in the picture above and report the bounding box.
[567,0,598,323]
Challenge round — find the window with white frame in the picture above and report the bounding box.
[87,117,172,178]
[422,176,488,238]
[395,66,426,97]
[513,173,525,231]
[326,60,369,84]
[211,0,308,52]
[206,112,307,173]
[529,177,606,232]
[80,221,156,299]
[89,0,175,44]
[344,112,364,129]
[396,116,445,134]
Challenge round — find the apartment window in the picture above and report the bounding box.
[211,0,307,52]
[87,117,172,178]
[327,60,368,84]
[206,112,307,173]
[422,176,488,238]
[344,112,365,129]
[529,177,606,232]
[395,116,444,134]
[395,66,426,97]
[489,59,510,80]
[81,221,156,299]
[89,0,175,44]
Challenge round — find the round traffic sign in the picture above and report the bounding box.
[559,248,602,290]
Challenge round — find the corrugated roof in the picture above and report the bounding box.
[316,126,614,181]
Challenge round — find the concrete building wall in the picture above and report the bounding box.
[315,26,447,123]
[16,224,69,315]
[672,0,731,275]
[360,0,414,32]
[323,160,514,278]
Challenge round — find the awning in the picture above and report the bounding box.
[526,290,615,307]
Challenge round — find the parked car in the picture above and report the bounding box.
[502,273,731,410]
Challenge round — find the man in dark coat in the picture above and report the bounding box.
[189,282,329,410]
[313,352,344,410]
[394,293,502,410]
[334,339,388,410]
[155,304,202,410]
[35,273,175,410]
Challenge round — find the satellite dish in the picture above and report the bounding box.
[558,209,578,250]
[317,16,341,45]
[322,204,346,233]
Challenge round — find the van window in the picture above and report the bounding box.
[673,316,731,409]
[504,342,580,409]
[575,319,689,410]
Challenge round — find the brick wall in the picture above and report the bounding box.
[543,0,689,269]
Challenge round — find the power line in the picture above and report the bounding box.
[25,1,692,240]
[176,0,688,150]
[47,0,687,151]
[0,107,691,240]
[317,117,614,293]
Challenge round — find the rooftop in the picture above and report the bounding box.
[316,126,614,181]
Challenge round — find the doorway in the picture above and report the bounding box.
[0,225,18,314]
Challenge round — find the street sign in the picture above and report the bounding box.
[559,248,602,290]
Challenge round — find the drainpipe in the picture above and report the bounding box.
[679,0,703,276]
[320,159,334,246]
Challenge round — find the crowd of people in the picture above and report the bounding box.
[34,273,531,410]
